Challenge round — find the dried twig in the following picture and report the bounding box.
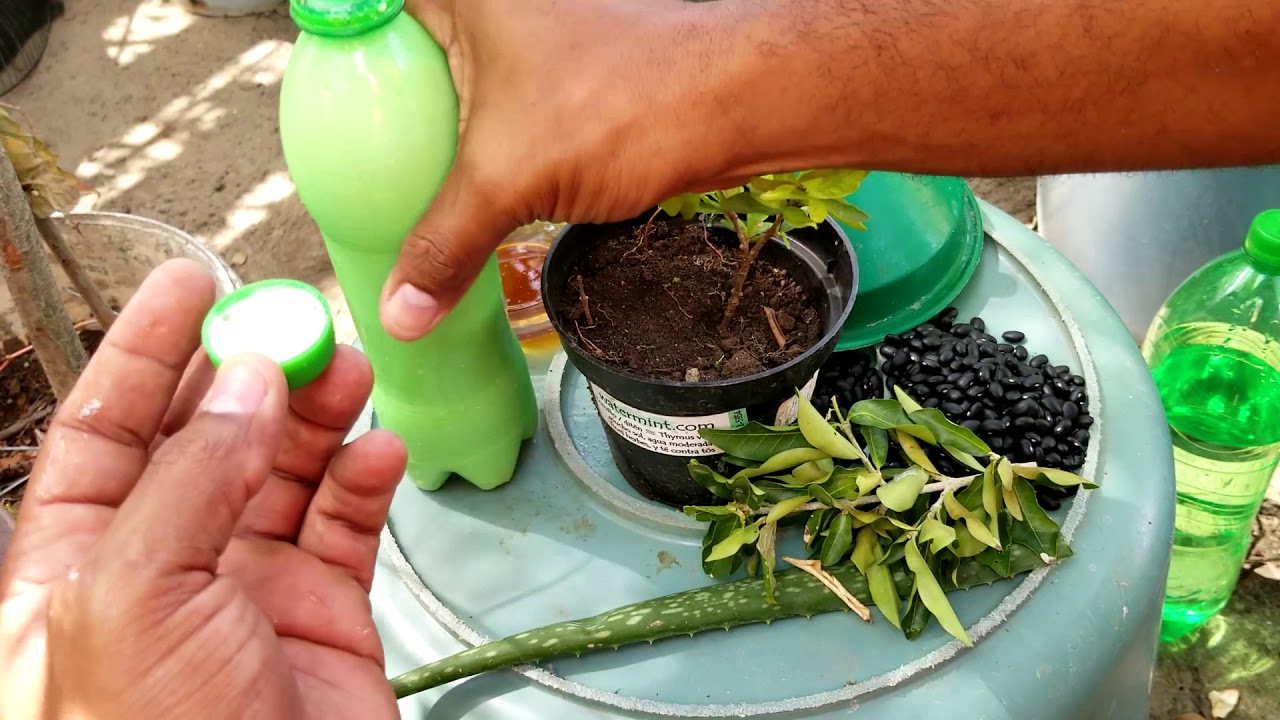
[639,207,662,247]
[782,557,873,622]
[574,275,594,326]
[664,286,692,319]
[0,446,39,453]
[36,218,117,330]
[0,405,54,442]
[0,148,87,402]
[763,306,787,351]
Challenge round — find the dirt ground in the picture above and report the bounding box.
[2,1,1276,717]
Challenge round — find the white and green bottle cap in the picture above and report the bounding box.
[201,279,336,390]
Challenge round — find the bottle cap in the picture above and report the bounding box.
[290,0,403,37]
[1243,209,1280,271]
[202,279,337,390]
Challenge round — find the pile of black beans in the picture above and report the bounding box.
[876,308,1092,509]
[810,348,883,413]
[809,308,1094,511]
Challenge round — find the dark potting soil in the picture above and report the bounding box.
[559,217,822,382]
[0,328,103,503]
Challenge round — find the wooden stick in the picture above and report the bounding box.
[574,275,594,326]
[763,306,787,351]
[0,149,86,403]
[0,405,54,442]
[36,218,117,331]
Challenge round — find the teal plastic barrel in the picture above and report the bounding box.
[357,195,1175,719]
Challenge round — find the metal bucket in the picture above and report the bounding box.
[1037,166,1280,343]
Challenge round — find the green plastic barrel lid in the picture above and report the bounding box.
[291,0,403,36]
[831,173,985,351]
[201,278,336,390]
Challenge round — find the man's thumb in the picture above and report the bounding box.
[379,172,514,341]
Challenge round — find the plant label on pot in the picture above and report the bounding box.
[589,385,749,457]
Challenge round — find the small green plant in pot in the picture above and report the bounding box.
[542,170,869,506]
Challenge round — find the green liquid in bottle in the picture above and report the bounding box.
[1147,323,1280,643]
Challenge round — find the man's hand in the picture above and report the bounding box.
[0,259,406,719]
[380,0,745,340]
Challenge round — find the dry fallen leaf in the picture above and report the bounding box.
[1209,688,1240,718]
[0,104,91,218]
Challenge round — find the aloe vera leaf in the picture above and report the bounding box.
[389,563,904,698]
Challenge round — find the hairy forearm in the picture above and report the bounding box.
[693,0,1280,178]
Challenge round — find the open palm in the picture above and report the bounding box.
[0,260,405,719]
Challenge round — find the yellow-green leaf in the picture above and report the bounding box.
[1014,465,1097,489]
[739,447,830,478]
[797,391,861,460]
[1002,482,1024,521]
[893,386,924,414]
[997,457,1015,490]
[896,432,938,473]
[905,539,973,646]
[852,526,878,574]
[943,490,1002,550]
[791,458,835,485]
[706,522,760,562]
[918,516,957,553]
[876,466,929,512]
[766,495,812,523]
[868,561,902,629]
[982,464,1002,543]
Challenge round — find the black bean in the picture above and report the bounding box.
[1015,438,1032,456]
[927,375,946,384]
[1040,495,1062,511]
[942,402,965,416]
[955,372,974,388]
[939,349,955,364]
[1013,346,1029,361]
[996,343,1014,354]
[1077,414,1094,428]
[1041,437,1057,451]
[949,359,965,371]
[1053,419,1073,437]
[1001,330,1025,343]
[923,334,941,349]
[1021,376,1041,390]
[964,385,985,399]
[1012,398,1038,417]
[1044,451,1063,468]
[1012,416,1036,429]
[983,408,1000,420]
[891,352,909,368]
[988,381,1005,398]
[1030,354,1049,368]
[945,388,963,401]
[1004,390,1022,402]
[922,357,941,370]
[990,436,1007,451]
[953,323,973,336]
[977,367,992,383]
[1042,395,1063,415]
[909,372,927,384]
[961,419,982,432]
[1060,401,1079,420]
[1072,429,1091,445]
[971,317,986,332]
[877,345,895,359]
[979,418,1007,433]
[1069,374,1086,386]
[1035,418,1053,432]
[967,404,985,418]
[923,398,941,408]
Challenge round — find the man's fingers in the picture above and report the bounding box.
[380,171,514,340]
[155,349,216,446]
[99,354,289,582]
[235,345,375,541]
[5,260,214,584]
[296,430,406,591]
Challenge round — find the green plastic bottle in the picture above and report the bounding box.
[1141,209,1280,643]
[278,0,538,491]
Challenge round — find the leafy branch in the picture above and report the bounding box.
[658,170,870,333]
[682,386,1095,645]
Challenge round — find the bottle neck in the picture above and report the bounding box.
[1244,249,1280,276]
[292,0,402,38]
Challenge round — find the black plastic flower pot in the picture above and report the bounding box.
[542,211,859,507]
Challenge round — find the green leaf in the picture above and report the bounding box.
[720,190,775,216]
[825,467,866,499]
[757,522,779,603]
[1009,478,1062,556]
[825,199,871,230]
[943,491,1002,550]
[1001,481,1024,521]
[765,495,812,523]
[808,484,837,506]
[982,464,1002,544]
[918,516,957,553]
[797,392,862,460]
[868,560,902,629]
[683,504,741,522]
[907,408,992,455]
[738,447,830,478]
[861,426,889,469]
[781,205,812,228]
[702,517,745,577]
[755,480,808,504]
[952,520,987,558]
[895,432,938,473]
[946,446,986,472]
[997,457,1014,490]
[905,539,972,646]
[820,513,855,567]
[856,469,883,495]
[805,198,829,224]
[796,168,869,199]
[851,526,878,574]
[901,588,933,640]
[977,516,1014,577]
[687,461,733,500]
[706,522,761,562]
[893,386,924,414]
[1014,465,1097,489]
[789,458,835,486]
[804,509,833,549]
[875,466,929,512]
[847,399,912,429]
[699,422,812,461]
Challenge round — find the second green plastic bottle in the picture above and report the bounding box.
[279,0,537,491]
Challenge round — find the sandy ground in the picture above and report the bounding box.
[2,1,1276,718]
